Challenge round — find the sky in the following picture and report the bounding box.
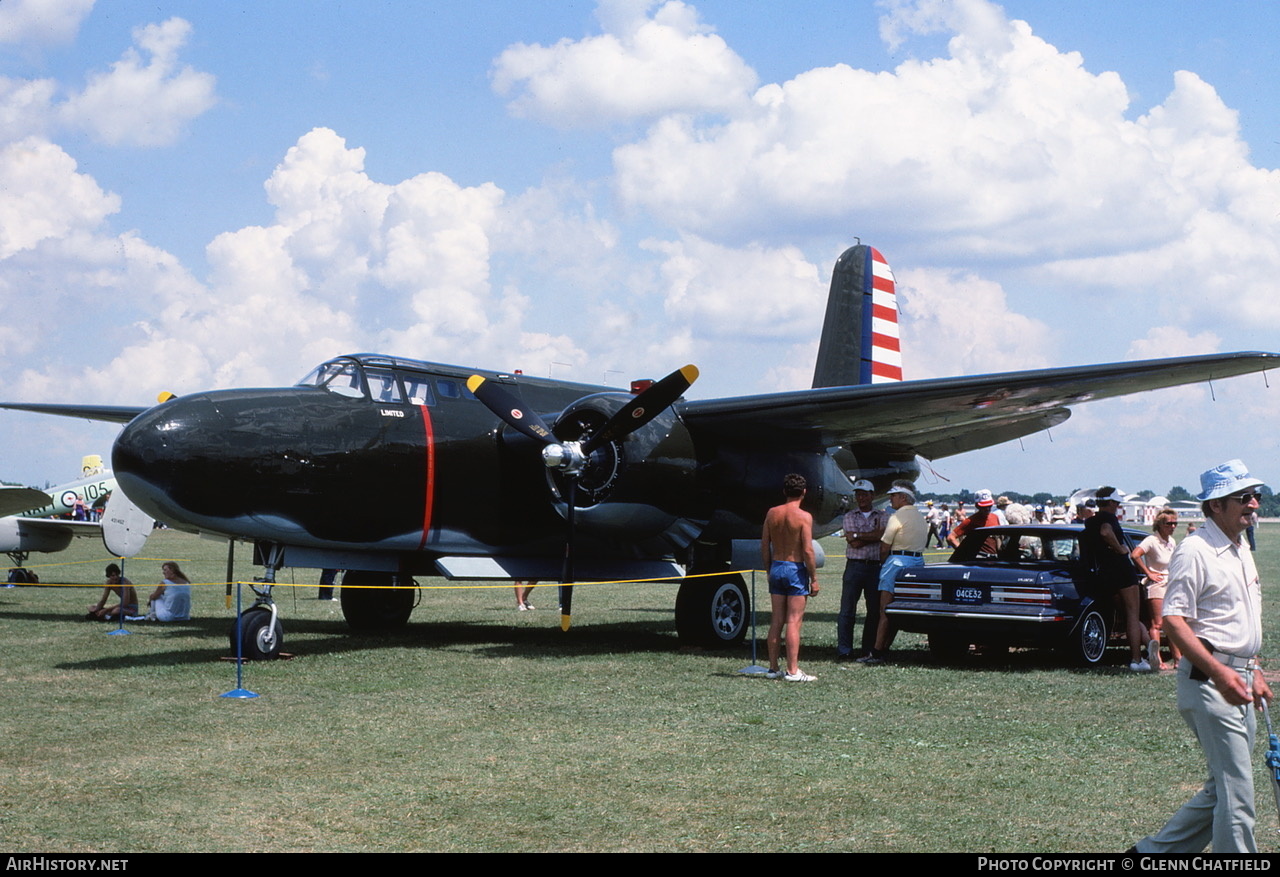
[0,0,1277,499]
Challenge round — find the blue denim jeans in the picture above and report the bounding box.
[838,560,881,655]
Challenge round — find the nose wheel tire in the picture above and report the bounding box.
[229,608,283,661]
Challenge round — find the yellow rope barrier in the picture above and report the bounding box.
[10,568,756,590]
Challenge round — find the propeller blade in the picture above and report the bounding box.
[471,365,699,634]
[581,364,698,453]
[559,477,576,631]
[466,375,557,444]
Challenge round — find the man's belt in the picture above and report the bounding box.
[890,550,922,557]
[1188,637,1258,681]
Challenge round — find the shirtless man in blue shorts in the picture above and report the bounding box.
[761,473,820,682]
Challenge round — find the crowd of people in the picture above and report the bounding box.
[760,460,1270,854]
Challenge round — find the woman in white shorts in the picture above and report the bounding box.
[1131,508,1178,669]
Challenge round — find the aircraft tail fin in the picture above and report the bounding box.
[81,454,105,476]
[811,244,902,388]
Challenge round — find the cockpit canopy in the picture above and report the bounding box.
[296,355,476,406]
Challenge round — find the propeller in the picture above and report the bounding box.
[467,365,698,631]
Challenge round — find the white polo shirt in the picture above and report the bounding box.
[1162,518,1262,658]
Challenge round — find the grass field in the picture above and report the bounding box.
[3,525,1279,852]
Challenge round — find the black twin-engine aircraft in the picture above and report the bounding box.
[4,245,1276,658]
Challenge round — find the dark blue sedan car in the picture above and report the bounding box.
[885,524,1147,665]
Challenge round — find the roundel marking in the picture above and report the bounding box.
[511,408,523,420]
[630,407,645,419]
[60,490,78,508]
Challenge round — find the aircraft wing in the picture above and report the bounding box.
[679,351,1279,460]
[0,402,148,424]
[12,517,101,537]
[0,487,53,518]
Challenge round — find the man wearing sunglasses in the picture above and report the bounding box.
[1133,460,1272,854]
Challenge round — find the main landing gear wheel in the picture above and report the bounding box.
[229,608,283,661]
[340,571,416,632]
[1064,608,1108,666]
[675,574,749,647]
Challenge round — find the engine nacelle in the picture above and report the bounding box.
[547,393,701,542]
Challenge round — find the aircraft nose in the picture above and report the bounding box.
[112,395,226,522]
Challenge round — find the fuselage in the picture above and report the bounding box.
[110,353,893,574]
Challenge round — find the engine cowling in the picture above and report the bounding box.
[546,393,701,543]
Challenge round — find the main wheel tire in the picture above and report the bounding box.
[927,632,969,662]
[675,574,749,647]
[228,609,283,661]
[340,571,415,631]
[1065,608,1108,666]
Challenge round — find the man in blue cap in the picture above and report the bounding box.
[1133,460,1272,853]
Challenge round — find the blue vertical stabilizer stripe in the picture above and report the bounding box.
[858,246,874,385]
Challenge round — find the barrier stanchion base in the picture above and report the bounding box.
[220,688,259,699]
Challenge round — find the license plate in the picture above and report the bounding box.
[952,585,986,605]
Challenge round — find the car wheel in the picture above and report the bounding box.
[340,571,416,631]
[675,574,749,646]
[928,632,969,662]
[1066,608,1108,665]
[228,608,283,660]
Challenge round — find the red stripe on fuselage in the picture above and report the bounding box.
[417,405,436,550]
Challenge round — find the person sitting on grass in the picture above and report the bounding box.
[86,563,137,621]
[146,562,191,622]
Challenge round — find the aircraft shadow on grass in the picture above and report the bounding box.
[43,611,684,671]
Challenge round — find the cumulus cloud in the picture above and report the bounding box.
[0,77,57,141]
[0,0,94,45]
[610,0,1273,274]
[645,236,822,340]
[894,266,1052,379]
[60,17,216,146]
[0,137,119,260]
[1127,326,1221,361]
[491,0,756,127]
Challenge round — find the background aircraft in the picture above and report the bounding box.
[2,246,1276,657]
[1,456,115,582]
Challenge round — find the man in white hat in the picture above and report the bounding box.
[1133,460,1272,854]
[862,481,926,665]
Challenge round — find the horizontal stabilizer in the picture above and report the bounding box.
[0,402,147,424]
[0,487,53,518]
